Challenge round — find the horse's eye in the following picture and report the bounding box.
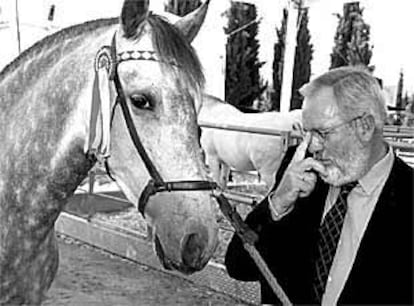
[130,94,152,110]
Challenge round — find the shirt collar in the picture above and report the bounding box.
[357,145,394,195]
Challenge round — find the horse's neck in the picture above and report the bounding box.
[0,24,115,228]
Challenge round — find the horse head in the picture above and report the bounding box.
[95,0,218,274]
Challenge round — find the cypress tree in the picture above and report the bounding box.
[165,0,202,17]
[225,1,266,110]
[330,2,373,69]
[396,70,405,110]
[271,2,313,111]
[291,5,312,110]
[409,95,414,114]
[271,8,287,111]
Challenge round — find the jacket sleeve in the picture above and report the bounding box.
[224,146,297,281]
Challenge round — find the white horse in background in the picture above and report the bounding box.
[199,94,302,189]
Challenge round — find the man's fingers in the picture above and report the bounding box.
[292,132,311,163]
[300,158,327,176]
[296,178,316,198]
[302,171,317,184]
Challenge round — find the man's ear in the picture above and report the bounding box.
[356,114,375,142]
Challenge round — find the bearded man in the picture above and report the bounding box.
[225,66,413,305]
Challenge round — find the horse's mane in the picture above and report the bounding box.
[0,18,117,82]
[0,13,205,94]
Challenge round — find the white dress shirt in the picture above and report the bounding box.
[321,148,394,305]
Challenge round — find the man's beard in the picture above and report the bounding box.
[321,143,370,186]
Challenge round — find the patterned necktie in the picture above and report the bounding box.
[313,182,357,302]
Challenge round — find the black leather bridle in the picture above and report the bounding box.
[98,34,217,217]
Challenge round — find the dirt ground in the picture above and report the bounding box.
[43,236,247,306]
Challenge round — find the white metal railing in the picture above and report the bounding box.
[78,123,414,206]
[198,120,302,155]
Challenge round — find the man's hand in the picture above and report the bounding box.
[269,133,326,216]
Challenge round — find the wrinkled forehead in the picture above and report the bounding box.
[302,86,342,129]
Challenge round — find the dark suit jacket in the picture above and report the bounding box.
[225,147,413,305]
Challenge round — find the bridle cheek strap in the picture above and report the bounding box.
[88,33,219,218]
[112,78,219,217]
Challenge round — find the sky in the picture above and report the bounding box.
[254,0,414,97]
[0,0,413,102]
[311,0,414,94]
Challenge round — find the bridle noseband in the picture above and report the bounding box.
[94,33,217,217]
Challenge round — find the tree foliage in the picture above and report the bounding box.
[271,9,287,111]
[409,97,414,114]
[225,1,266,110]
[396,70,406,110]
[291,6,312,110]
[164,0,202,17]
[271,3,313,111]
[330,2,373,69]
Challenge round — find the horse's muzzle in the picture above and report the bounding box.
[154,228,211,275]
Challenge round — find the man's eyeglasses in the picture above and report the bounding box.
[307,114,365,143]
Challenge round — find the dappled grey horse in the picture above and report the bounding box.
[0,0,219,304]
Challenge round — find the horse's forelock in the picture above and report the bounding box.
[123,14,204,102]
[149,14,204,101]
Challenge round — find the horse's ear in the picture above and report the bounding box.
[174,0,210,42]
[121,0,149,37]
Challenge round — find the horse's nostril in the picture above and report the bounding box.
[181,233,206,269]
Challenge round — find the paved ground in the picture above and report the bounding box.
[43,236,247,306]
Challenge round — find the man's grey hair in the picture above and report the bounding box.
[300,66,387,130]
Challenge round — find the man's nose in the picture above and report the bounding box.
[308,134,324,155]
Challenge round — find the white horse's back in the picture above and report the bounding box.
[199,95,302,188]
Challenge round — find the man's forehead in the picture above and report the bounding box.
[302,86,341,127]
